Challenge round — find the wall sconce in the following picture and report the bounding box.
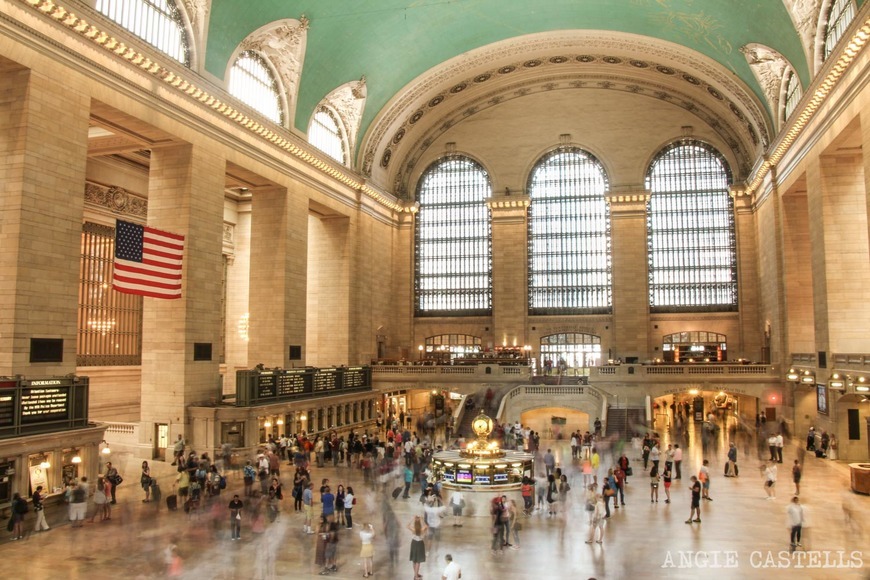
[800,370,815,384]
[785,368,800,381]
[300,413,307,421]
[855,376,869,392]
[276,419,284,426]
[39,455,51,469]
[100,440,112,455]
[264,420,272,428]
[71,450,82,464]
[828,372,845,390]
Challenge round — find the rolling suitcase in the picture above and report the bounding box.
[166,494,178,511]
[392,486,402,499]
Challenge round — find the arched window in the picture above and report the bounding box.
[662,331,727,363]
[415,156,492,316]
[229,51,284,125]
[423,334,482,363]
[782,69,803,123]
[823,0,857,61]
[528,148,611,314]
[309,109,346,165]
[540,333,602,369]
[646,141,737,312]
[95,0,190,66]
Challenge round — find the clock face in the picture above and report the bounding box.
[472,414,492,437]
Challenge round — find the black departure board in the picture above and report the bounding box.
[342,367,368,389]
[313,369,338,392]
[257,373,277,398]
[235,366,371,406]
[20,384,70,424]
[277,370,308,396]
[0,376,89,439]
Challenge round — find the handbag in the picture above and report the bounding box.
[111,474,124,486]
[604,487,615,497]
[625,466,633,476]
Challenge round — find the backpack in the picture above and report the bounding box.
[219,476,227,490]
[72,486,86,503]
[16,499,29,514]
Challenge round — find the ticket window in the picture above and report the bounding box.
[0,460,13,504]
[61,449,80,487]
[28,453,51,496]
[222,422,244,448]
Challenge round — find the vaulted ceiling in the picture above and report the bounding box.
[200,0,863,195]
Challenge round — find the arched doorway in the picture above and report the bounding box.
[539,332,602,371]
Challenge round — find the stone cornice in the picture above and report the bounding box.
[13,0,415,216]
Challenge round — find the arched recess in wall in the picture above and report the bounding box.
[227,17,309,128]
[662,331,728,363]
[309,77,368,168]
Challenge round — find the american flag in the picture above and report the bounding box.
[113,219,185,299]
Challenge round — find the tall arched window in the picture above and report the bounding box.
[646,140,737,312]
[528,148,611,314]
[95,0,190,66]
[229,51,284,125]
[782,69,803,123]
[309,109,346,165]
[823,0,857,61]
[415,156,492,316]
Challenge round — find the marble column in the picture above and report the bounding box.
[0,67,89,376]
[139,144,226,453]
[488,195,530,351]
[806,153,870,355]
[608,192,651,360]
[248,186,307,367]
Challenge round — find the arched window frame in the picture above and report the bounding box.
[646,140,738,313]
[781,68,803,124]
[94,0,191,67]
[228,50,285,126]
[527,147,612,315]
[414,155,493,317]
[821,0,857,62]
[539,332,603,368]
[308,107,348,165]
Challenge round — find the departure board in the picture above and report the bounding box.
[257,373,277,399]
[277,370,308,396]
[313,369,338,392]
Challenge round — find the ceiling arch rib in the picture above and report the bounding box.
[360,32,772,198]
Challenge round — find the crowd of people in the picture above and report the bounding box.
[5,393,847,577]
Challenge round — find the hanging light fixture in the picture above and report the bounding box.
[71,450,82,464]
[39,455,51,469]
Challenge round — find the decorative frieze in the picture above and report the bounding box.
[84,182,147,218]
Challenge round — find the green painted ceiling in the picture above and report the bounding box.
[205,0,819,140]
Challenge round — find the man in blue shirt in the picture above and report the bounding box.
[321,485,335,522]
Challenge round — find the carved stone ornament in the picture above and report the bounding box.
[84,182,148,218]
[317,76,368,159]
[740,43,789,115]
[180,0,210,40]
[782,0,822,65]
[239,18,308,108]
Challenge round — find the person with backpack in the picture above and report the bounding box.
[9,492,27,539]
[105,462,121,504]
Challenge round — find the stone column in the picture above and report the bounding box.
[608,192,650,360]
[0,67,89,376]
[307,214,349,366]
[139,144,226,452]
[488,195,530,350]
[806,153,870,355]
[733,193,762,360]
[248,186,307,367]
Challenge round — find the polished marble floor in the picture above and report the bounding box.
[2,426,869,580]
